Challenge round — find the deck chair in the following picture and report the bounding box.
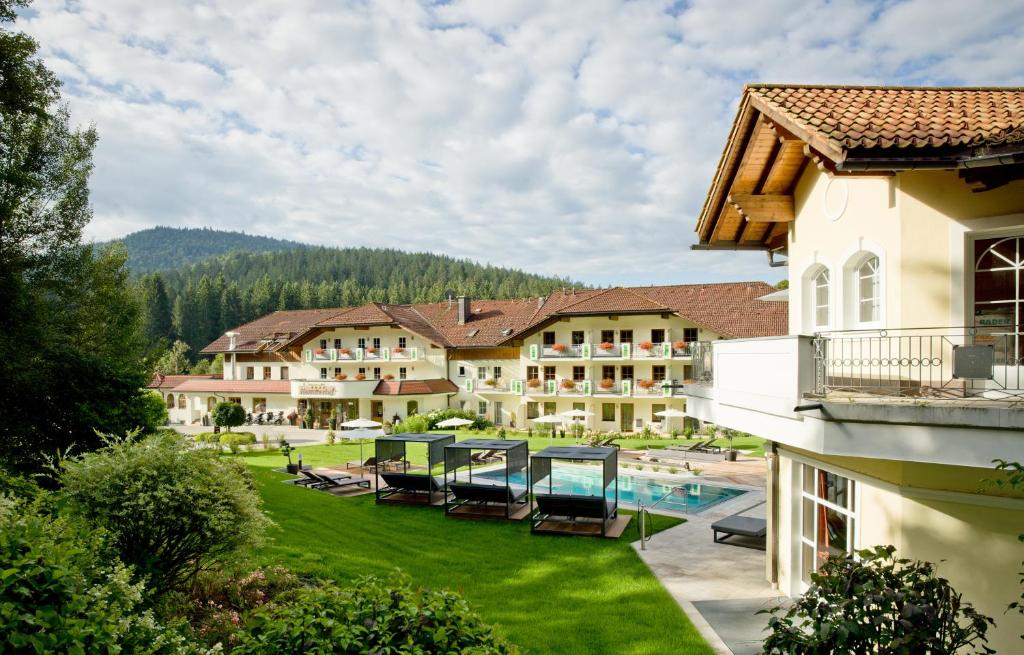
[306,471,371,491]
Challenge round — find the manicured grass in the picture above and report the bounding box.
[248,466,714,654]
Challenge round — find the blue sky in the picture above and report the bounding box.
[20,0,1024,285]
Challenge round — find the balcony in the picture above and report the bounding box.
[539,343,586,359]
[592,342,628,358]
[671,341,697,359]
[469,378,517,394]
[812,327,1024,402]
[557,379,592,396]
[631,342,671,359]
[304,346,418,363]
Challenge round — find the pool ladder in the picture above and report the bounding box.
[638,488,686,550]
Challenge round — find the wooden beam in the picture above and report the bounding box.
[732,118,778,193]
[728,193,794,222]
[761,140,805,194]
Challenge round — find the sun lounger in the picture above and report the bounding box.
[379,472,445,496]
[534,493,616,523]
[303,471,371,491]
[346,456,380,473]
[711,514,767,550]
[299,469,350,486]
[449,482,527,506]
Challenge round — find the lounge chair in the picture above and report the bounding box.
[347,456,389,473]
[534,493,615,521]
[377,472,446,504]
[469,452,490,465]
[303,471,371,491]
[298,469,349,486]
[711,514,767,550]
[449,482,528,506]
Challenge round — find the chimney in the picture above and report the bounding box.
[457,296,471,325]
[226,331,239,351]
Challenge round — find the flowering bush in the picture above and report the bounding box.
[551,343,567,353]
[599,378,615,390]
[560,379,577,390]
[638,341,653,351]
[598,341,615,351]
[526,378,542,389]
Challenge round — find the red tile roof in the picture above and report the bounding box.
[201,308,341,353]
[170,379,293,394]
[372,379,459,395]
[203,283,787,353]
[747,84,1024,157]
[147,373,221,390]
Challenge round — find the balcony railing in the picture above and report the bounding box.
[671,342,696,358]
[632,342,670,359]
[541,343,585,358]
[813,326,1024,401]
[690,341,714,385]
[593,343,625,358]
[304,346,417,362]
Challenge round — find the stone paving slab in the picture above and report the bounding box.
[692,598,778,655]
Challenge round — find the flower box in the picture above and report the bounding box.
[599,378,615,390]
[392,347,404,354]
[598,341,615,351]
[672,340,687,350]
[354,373,367,381]
[382,374,395,380]
[637,378,656,389]
[314,348,325,355]
[335,373,347,381]
[339,347,351,356]
[527,378,542,389]
[638,341,653,351]
[551,343,567,353]
[484,378,498,387]
[365,346,377,354]
[560,379,577,390]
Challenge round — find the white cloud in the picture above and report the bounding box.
[18,0,1024,286]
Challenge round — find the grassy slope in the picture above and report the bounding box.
[245,457,714,654]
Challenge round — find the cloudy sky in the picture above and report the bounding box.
[19,0,1024,285]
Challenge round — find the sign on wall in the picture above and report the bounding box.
[298,383,336,397]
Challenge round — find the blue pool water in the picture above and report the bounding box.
[473,465,745,514]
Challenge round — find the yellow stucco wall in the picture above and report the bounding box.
[787,167,1024,334]
[775,447,1024,653]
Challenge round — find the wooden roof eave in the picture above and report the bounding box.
[697,97,759,243]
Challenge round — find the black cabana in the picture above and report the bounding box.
[375,433,455,505]
[530,446,619,537]
[444,439,529,520]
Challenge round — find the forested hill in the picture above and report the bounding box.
[138,245,576,359]
[102,226,306,272]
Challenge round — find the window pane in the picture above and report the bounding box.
[802,498,815,541]
[822,507,850,555]
[818,471,849,508]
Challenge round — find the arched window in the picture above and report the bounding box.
[856,255,881,324]
[812,268,830,329]
[178,395,187,409]
[166,394,175,408]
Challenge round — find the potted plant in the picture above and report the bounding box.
[551,343,567,353]
[382,373,395,380]
[724,428,739,461]
[599,377,615,390]
[560,378,577,390]
[303,408,314,429]
[355,372,367,381]
[392,346,404,354]
[638,341,653,351]
[282,442,298,474]
[484,378,498,387]
[335,372,347,381]
[598,341,615,351]
[527,377,542,389]
[286,409,298,426]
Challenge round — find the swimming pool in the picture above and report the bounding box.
[473,464,746,514]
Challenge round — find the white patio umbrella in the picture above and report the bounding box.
[561,409,594,442]
[339,418,383,464]
[533,414,564,442]
[436,417,474,428]
[654,408,688,434]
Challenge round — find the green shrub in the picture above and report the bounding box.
[394,414,431,434]
[233,573,518,654]
[260,434,270,450]
[213,402,245,430]
[668,467,678,474]
[140,390,170,427]
[220,433,257,454]
[326,429,336,446]
[423,407,492,431]
[647,443,667,450]
[59,432,273,598]
[763,545,994,654]
[0,495,195,654]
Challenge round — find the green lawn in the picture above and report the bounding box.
[244,459,714,654]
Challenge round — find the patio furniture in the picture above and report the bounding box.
[530,446,619,537]
[303,471,372,491]
[299,469,351,486]
[346,456,380,473]
[711,513,767,550]
[375,433,455,505]
[444,439,530,520]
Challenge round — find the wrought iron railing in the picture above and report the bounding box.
[812,326,1024,401]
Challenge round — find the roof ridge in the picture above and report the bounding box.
[745,83,1024,92]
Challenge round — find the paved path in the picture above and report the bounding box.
[635,482,781,655]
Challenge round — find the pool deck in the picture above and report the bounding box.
[634,458,781,655]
